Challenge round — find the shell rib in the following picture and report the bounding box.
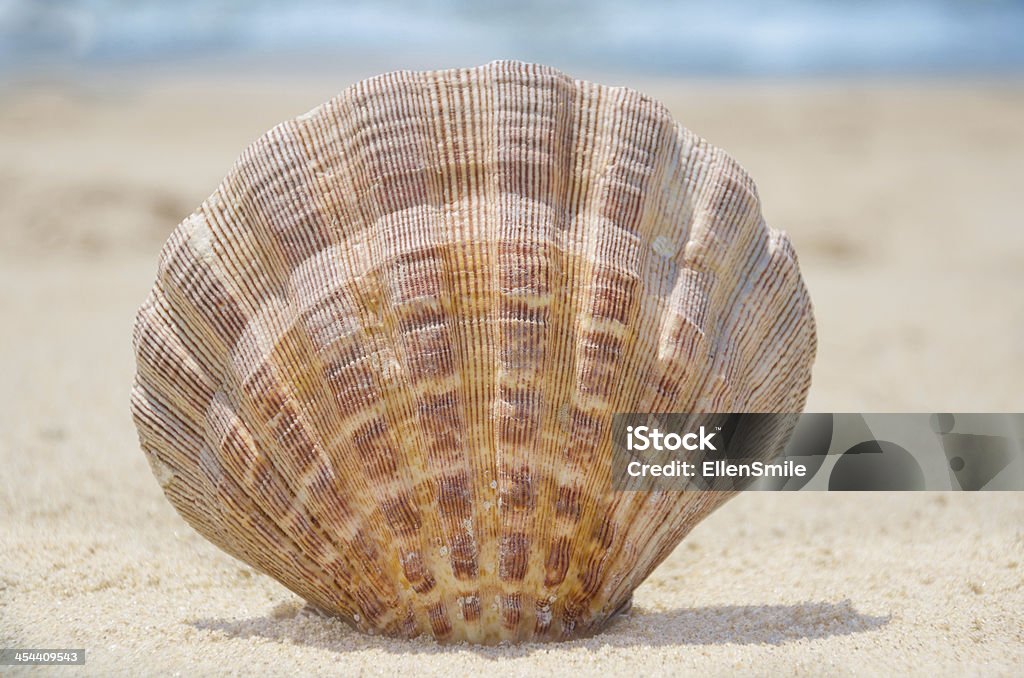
[131,60,816,643]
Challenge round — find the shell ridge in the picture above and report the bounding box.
[132,377,355,618]
[556,85,660,634]
[328,69,455,634]
[573,97,693,621]
[334,67,481,638]
[198,392,369,618]
[205,294,405,629]
[490,66,584,639]
[380,69,479,640]
[288,80,440,626]
[520,69,583,639]
[576,90,691,629]
[211,99,427,629]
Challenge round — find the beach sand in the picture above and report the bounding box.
[1,72,1022,675]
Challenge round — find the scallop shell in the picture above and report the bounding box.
[131,61,816,643]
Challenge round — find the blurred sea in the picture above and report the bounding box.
[2,0,1024,77]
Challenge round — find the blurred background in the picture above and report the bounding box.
[2,0,1024,79]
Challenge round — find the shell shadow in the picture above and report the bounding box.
[190,599,889,657]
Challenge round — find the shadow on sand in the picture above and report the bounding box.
[191,599,889,657]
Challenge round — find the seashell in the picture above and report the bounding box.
[131,60,816,644]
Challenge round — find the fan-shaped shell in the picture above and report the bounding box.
[131,60,816,643]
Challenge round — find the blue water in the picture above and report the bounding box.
[2,0,1024,76]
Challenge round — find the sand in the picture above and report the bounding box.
[1,71,1022,676]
